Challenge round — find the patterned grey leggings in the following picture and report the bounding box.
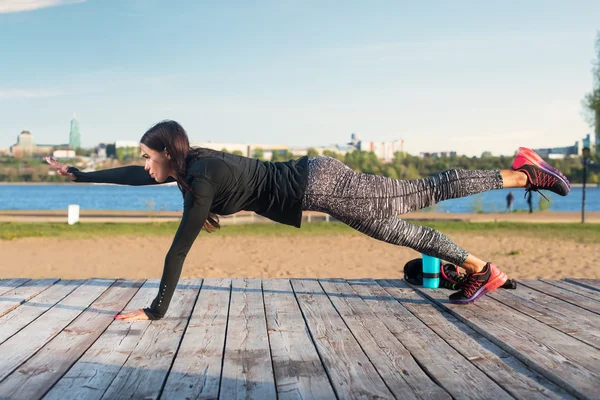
[301,156,504,266]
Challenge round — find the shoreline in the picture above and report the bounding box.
[0,210,598,223]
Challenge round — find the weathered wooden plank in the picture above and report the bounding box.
[320,278,449,400]
[44,279,158,400]
[415,281,600,400]
[371,279,572,400]
[100,279,202,400]
[521,280,600,316]
[0,278,114,383]
[565,279,600,293]
[541,279,600,302]
[0,279,30,296]
[161,278,230,400]
[0,280,82,345]
[220,278,277,400]
[0,279,60,318]
[350,278,511,400]
[0,279,144,400]
[490,285,600,350]
[262,278,336,400]
[291,278,393,399]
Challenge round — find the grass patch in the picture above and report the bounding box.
[1,220,598,243]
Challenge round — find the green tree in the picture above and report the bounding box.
[583,31,600,154]
[322,150,343,161]
[232,150,244,156]
[306,148,319,157]
[253,147,264,160]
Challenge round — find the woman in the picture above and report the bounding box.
[46,120,570,321]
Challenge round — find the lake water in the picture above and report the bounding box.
[0,184,598,213]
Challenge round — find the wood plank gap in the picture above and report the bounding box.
[216,278,233,400]
[564,279,600,293]
[261,279,279,399]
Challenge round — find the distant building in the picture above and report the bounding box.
[69,114,81,150]
[53,149,76,159]
[290,134,404,162]
[0,147,10,155]
[191,141,250,157]
[115,140,139,148]
[190,141,291,160]
[9,131,57,157]
[346,133,404,162]
[419,151,458,158]
[95,143,108,159]
[532,134,593,159]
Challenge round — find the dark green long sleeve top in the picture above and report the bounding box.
[67,150,309,319]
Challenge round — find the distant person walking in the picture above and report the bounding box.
[527,191,534,213]
[506,191,514,212]
[46,120,571,320]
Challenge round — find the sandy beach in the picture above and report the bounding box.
[2,228,598,280]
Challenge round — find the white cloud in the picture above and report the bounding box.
[0,88,68,99]
[0,0,85,13]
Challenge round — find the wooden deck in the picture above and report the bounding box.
[0,278,599,399]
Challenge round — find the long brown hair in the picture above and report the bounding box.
[140,120,220,232]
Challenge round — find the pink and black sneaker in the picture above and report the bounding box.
[511,147,571,197]
[449,263,507,304]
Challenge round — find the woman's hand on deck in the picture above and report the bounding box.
[114,309,150,321]
[45,156,76,181]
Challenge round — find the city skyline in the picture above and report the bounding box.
[1,1,599,156]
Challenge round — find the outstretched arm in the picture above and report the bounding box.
[46,156,175,186]
[118,177,216,320]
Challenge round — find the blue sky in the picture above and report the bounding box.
[1,0,598,156]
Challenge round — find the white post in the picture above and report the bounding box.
[325,214,330,223]
[68,204,80,225]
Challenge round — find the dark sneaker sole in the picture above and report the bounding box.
[449,268,508,304]
[512,148,571,195]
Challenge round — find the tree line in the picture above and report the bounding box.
[1,148,597,184]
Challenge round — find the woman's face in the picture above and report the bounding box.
[140,143,173,182]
